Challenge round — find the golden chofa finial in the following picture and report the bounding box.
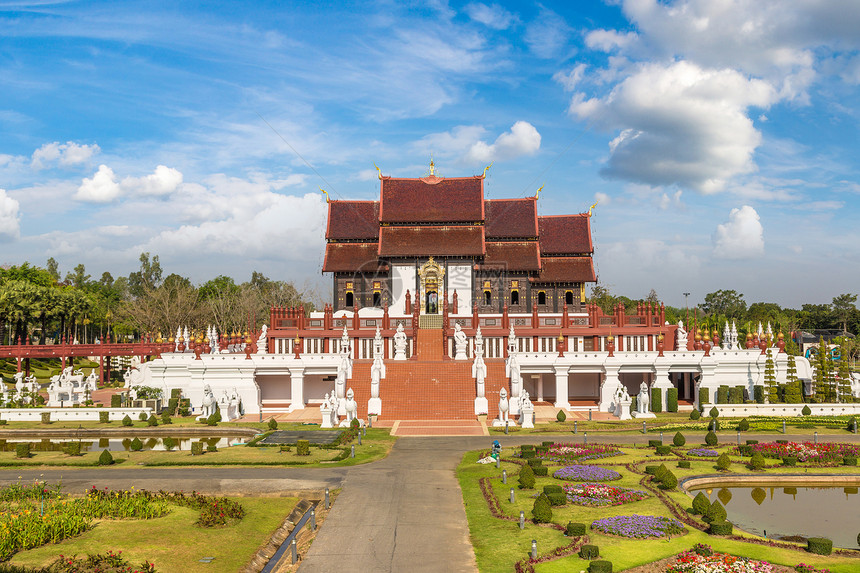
[373,162,382,180]
[429,154,435,176]
[319,187,330,203]
[481,161,493,178]
[587,200,598,217]
[535,184,544,199]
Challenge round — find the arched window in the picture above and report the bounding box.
[345,291,354,307]
[537,291,547,305]
[484,290,492,305]
[565,290,574,305]
[511,290,519,305]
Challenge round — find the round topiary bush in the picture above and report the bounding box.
[749,452,766,470]
[546,492,567,506]
[806,537,833,555]
[707,418,720,432]
[704,500,727,523]
[677,460,691,469]
[130,437,143,451]
[691,492,710,515]
[705,431,718,446]
[782,456,798,467]
[566,522,587,536]
[147,414,158,427]
[138,412,148,421]
[543,484,563,494]
[98,449,114,466]
[709,406,719,418]
[268,417,278,430]
[518,463,535,489]
[737,418,750,432]
[709,520,733,535]
[802,404,812,416]
[533,466,548,476]
[660,469,678,490]
[121,415,132,427]
[673,432,686,447]
[579,544,599,559]
[532,493,553,523]
[690,409,701,420]
[716,452,731,470]
[588,560,612,573]
[557,409,567,423]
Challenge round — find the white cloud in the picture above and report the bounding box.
[585,29,638,52]
[464,3,515,30]
[524,7,571,58]
[594,191,611,206]
[31,142,100,169]
[712,205,764,258]
[0,189,21,241]
[658,189,683,210]
[570,60,777,193]
[75,165,121,203]
[464,121,541,163]
[121,165,183,197]
[553,63,588,92]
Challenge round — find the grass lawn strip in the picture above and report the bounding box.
[459,442,860,573]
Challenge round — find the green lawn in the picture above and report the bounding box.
[458,443,860,572]
[8,496,299,573]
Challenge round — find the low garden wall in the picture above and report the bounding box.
[0,407,153,422]
[710,403,860,417]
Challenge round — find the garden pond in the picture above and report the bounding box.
[689,482,860,549]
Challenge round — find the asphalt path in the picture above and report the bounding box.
[3,432,859,572]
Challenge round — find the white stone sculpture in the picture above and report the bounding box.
[617,386,632,420]
[731,321,739,349]
[85,369,98,393]
[320,393,333,428]
[13,371,24,401]
[520,390,534,428]
[373,327,383,359]
[507,324,517,354]
[128,386,138,401]
[0,378,8,403]
[633,381,655,418]
[472,327,488,415]
[676,321,688,351]
[722,321,731,350]
[393,322,408,360]
[328,393,340,427]
[255,325,268,354]
[493,387,511,427]
[336,332,352,415]
[454,323,468,360]
[197,384,217,420]
[340,387,361,427]
[368,335,385,416]
[506,350,522,416]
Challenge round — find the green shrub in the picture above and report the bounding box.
[566,522,586,536]
[527,458,543,468]
[746,439,759,445]
[138,412,147,421]
[518,463,535,489]
[98,449,113,465]
[122,415,132,427]
[660,469,678,490]
[806,537,833,555]
[171,388,182,398]
[776,439,788,444]
[667,388,678,412]
[716,453,731,470]
[648,439,661,448]
[709,406,719,418]
[167,397,179,415]
[802,404,812,416]
[843,456,857,466]
[206,410,221,426]
[692,492,710,515]
[15,443,31,458]
[707,418,720,431]
[130,437,143,451]
[588,560,612,573]
[709,520,733,535]
[207,443,218,452]
[717,386,728,404]
[147,414,158,427]
[543,484,563,494]
[749,452,766,470]
[655,464,668,479]
[161,411,172,424]
[698,387,709,406]
[521,444,535,451]
[847,418,858,432]
[738,445,752,456]
[521,449,536,459]
[656,445,672,455]
[532,493,552,523]
[782,456,798,467]
[690,409,701,420]
[651,387,662,413]
[99,411,110,424]
[542,441,554,447]
[0,418,6,426]
[645,465,660,475]
[556,409,566,423]
[704,500,727,523]
[753,385,765,404]
[673,432,686,447]
[737,418,750,432]
[677,460,691,469]
[296,439,310,456]
[190,442,204,456]
[546,492,567,506]
[40,412,51,424]
[66,442,82,456]
[111,393,122,408]
[579,544,599,559]
[268,417,278,430]
[705,431,718,446]
[162,437,176,451]
[533,466,548,476]
[728,387,743,404]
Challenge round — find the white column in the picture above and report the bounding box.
[289,369,304,412]
[600,362,622,412]
[553,366,569,409]
[535,374,544,402]
[652,365,673,412]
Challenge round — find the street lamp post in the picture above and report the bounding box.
[683,292,691,325]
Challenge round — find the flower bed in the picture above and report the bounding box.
[539,443,621,463]
[744,441,860,464]
[667,549,776,572]
[590,514,685,538]
[687,448,719,457]
[553,465,622,482]
[562,482,648,506]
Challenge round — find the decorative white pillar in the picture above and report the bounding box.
[289,369,304,412]
[553,366,569,409]
[535,374,544,402]
[652,364,673,412]
[599,361,622,412]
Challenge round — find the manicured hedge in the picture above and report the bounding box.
[650,387,662,413]
[782,456,798,467]
[698,387,709,406]
[667,388,678,412]
[579,544,599,559]
[843,456,857,466]
[807,537,833,555]
[296,439,310,456]
[648,440,662,448]
[709,520,733,535]
[677,460,691,469]
[588,560,612,573]
[566,522,586,536]
[533,466,548,476]
[546,492,567,506]
[655,445,672,455]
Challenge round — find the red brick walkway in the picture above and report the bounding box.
[391,419,487,436]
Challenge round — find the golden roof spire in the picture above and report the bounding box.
[319,187,330,203]
[535,184,544,199]
[481,162,493,178]
[588,200,599,217]
[373,162,383,180]
[429,154,435,176]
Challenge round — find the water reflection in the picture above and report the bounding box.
[691,484,860,548]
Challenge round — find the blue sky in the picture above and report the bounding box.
[1,0,859,308]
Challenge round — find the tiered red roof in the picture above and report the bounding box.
[326,201,379,240]
[379,176,484,223]
[538,215,593,254]
[485,198,538,238]
[378,226,485,257]
[323,243,386,273]
[531,257,595,283]
[480,242,541,271]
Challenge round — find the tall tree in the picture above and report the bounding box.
[832,293,857,334]
[838,341,853,403]
[46,258,61,282]
[785,352,802,403]
[700,289,747,318]
[764,349,778,403]
[128,252,163,297]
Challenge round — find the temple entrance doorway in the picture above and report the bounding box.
[418,257,445,316]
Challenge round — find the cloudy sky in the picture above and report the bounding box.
[1,0,858,308]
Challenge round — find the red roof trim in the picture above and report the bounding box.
[325,200,379,241]
[378,225,485,257]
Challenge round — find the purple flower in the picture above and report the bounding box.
[687,448,719,457]
[553,465,622,482]
[591,514,685,538]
